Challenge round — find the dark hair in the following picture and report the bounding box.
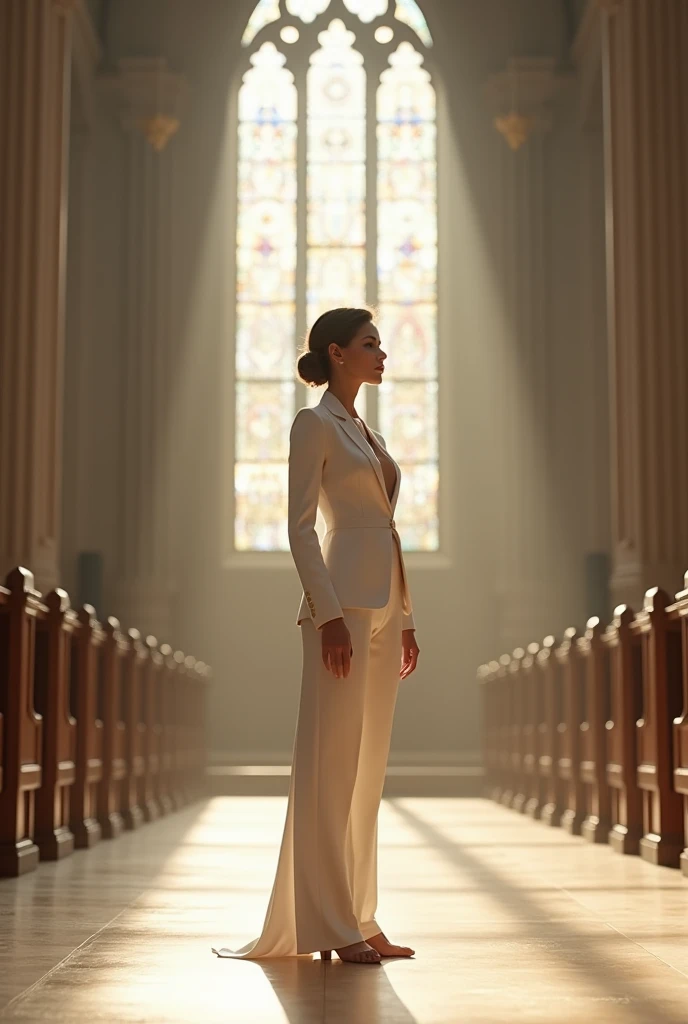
[296,307,374,387]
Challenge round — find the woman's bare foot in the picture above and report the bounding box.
[332,940,382,963]
[366,931,415,957]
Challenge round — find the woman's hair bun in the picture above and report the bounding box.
[297,349,328,387]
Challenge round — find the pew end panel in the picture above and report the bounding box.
[538,637,566,827]
[579,617,612,844]
[529,636,556,821]
[632,587,683,867]
[671,573,688,877]
[555,628,586,836]
[504,648,526,811]
[191,660,212,801]
[97,618,129,840]
[521,642,543,819]
[140,635,163,823]
[0,569,44,876]
[120,628,147,831]
[157,643,177,814]
[603,605,643,855]
[494,654,512,804]
[478,661,499,801]
[69,605,105,849]
[0,585,6,797]
[33,588,78,861]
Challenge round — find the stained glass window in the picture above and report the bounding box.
[235,2,437,553]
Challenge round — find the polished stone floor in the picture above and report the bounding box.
[2,797,688,1022]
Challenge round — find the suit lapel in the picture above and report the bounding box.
[318,390,394,512]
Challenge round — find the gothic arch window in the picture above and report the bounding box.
[234,0,438,553]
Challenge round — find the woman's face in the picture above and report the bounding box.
[329,321,386,385]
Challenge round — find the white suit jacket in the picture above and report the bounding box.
[288,388,415,632]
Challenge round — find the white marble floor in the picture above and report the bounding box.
[2,797,688,1022]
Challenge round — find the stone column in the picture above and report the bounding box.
[486,59,564,652]
[601,0,688,608]
[572,4,613,623]
[101,59,187,640]
[0,0,75,593]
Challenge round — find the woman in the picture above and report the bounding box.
[212,307,421,964]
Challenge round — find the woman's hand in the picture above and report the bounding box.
[400,629,420,680]
[320,617,353,678]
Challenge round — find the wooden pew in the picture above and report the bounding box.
[478,660,499,800]
[171,650,189,807]
[579,617,612,843]
[539,635,566,827]
[157,642,177,813]
[632,587,683,866]
[528,636,556,820]
[140,635,163,822]
[181,654,197,804]
[69,605,104,848]
[493,654,512,803]
[121,628,147,830]
[504,648,526,810]
[190,659,211,800]
[0,568,43,876]
[670,572,688,877]
[33,589,77,860]
[0,586,4,814]
[521,642,542,818]
[97,617,128,839]
[603,605,643,854]
[555,627,587,835]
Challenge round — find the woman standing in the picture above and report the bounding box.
[213,307,420,964]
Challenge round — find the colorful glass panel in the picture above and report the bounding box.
[377,41,437,548]
[236,305,297,380]
[307,19,366,358]
[306,248,366,330]
[392,463,438,550]
[287,0,331,23]
[235,463,288,550]
[236,382,295,461]
[343,0,389,22]
[236,43,297,549]
[241,0,280,47]
[394,0,433,47]
[378,380,438,461]
[376,304,436,378]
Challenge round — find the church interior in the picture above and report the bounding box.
[1,0,688,1020]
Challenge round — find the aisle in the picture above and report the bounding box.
[3,797,688,1022]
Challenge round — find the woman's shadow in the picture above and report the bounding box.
[225,954,420,1023]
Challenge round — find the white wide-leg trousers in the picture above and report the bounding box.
[213,541,404,958]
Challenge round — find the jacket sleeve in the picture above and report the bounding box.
[371,429,416,632]
[288,408,344,630]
